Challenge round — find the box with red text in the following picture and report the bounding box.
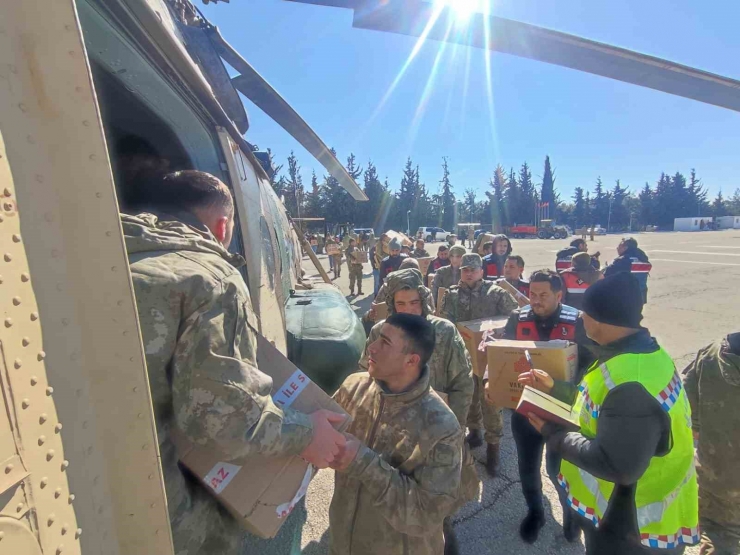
[173,335,349,538]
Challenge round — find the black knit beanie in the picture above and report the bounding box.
[582,272,644,328]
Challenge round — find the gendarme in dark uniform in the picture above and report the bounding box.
[490,269,594,545]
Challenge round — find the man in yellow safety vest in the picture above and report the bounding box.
[523,272,698,554]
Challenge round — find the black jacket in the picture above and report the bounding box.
[604,247,650,277]
[379,254,407,280]
[544,329,673,553]
[502,304,596,376]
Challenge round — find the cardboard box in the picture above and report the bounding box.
[496,279,529,304]
[485,340,578,409]
[386,229,413,247]
[456,317,510,377]
[173,335,349,539]
[416,256,434,276]
[326,244,340,256]
[371,301,388,322]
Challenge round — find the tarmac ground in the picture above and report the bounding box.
[299,229,740,554]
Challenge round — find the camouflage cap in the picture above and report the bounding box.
[461,253,482,269]
[385,268,432,317]
[449,245,466,256]
[389,238,402,250]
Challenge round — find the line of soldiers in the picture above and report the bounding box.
[121,170,733,555]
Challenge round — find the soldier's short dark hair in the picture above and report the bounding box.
[571,238,586,248]
[529,269,563,293]
[622,237,638,250]
[385,313,436,369]
[482,241,494,249]
[438,245,449,253]
[508,255,525,268]
[159,170,234,217]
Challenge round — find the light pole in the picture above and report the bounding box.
[406,210,411,236]
[607,197,613,233]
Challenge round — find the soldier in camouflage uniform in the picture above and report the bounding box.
[122,170,346,555]
[683,333,740,555]
[346,238,365,296]
[331,314,464,555]
[440,253,518,477]
[432,245,465,309]
[411,238,431,258]
[360,269,478,553]
[360,269,473,426]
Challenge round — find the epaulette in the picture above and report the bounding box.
[559,304,579,322]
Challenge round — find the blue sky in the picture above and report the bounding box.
[200,0,740,203]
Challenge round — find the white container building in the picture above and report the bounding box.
[674,217,714,231]
[716,216,740,229]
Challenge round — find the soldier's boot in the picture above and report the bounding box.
[443,517,460,555]
[562,508,581,542]
[465,428,483,449]
[519,509,545,544]
[485,442,500,478]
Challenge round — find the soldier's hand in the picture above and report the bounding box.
[301,410,348,469]
[329,434,362,472]
[517,369,554,394]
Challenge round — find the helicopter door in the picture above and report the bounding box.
[0,2,173,554]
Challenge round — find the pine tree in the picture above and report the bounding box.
[363,161,391,232]
[266,148,284,189]
[304,170,323,218]
[440,157,456,231]
[540,155,557,218]
[728,188,740,215]
[687,169,708,217]
[638,183,653,228]
[572,187,586,230]
[518,162,536,224]
[502,168,529,225]
[463,189,477,223]
[592,177,608,226]
[320,148,353,226]
[489,165,507,231]
[584,191,593,226]
[285,151,305,218]
[609,179,630,231]
[711,191,727,217]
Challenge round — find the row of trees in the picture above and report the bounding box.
[269,150,740,234]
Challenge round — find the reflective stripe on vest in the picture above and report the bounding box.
[515,306,577,341]
[559,354,699,548]
[631,260,653,273]
[556,257,572,272]
[485,261,502,279]
[562,272,590,295]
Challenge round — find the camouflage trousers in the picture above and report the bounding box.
[349,264,364,293]
[700,519,740,555]
[333,255,342,277]
[467,374,503,445]
[699,490,740,555]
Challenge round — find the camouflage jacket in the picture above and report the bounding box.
[346,245,365,266]
[359,269,473,427]
[439,279,518,323]
[329,369,463,555]
[123,213,313,554]
[411,248,431,258]
[683,338,740,527]
[432,264,460,308]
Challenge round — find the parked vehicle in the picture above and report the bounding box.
[417,227,451,242]
[509,220,570,239]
